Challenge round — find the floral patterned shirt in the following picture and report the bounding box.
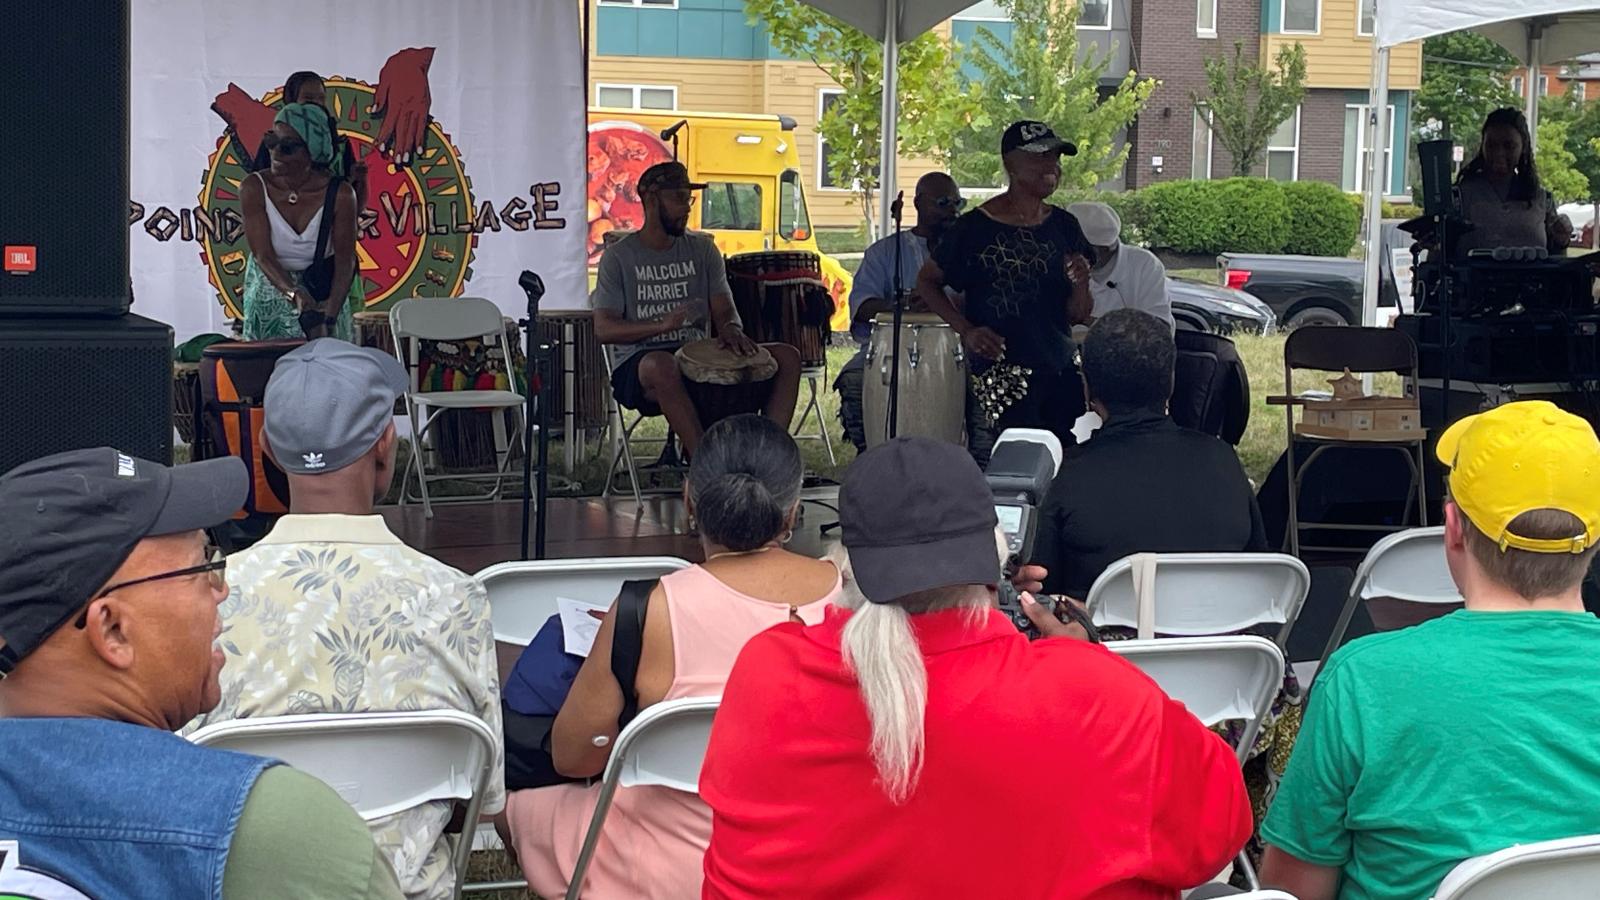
[183,514,505,900]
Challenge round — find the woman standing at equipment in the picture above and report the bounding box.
[238,104,358,341]
[1454,108,1572,256]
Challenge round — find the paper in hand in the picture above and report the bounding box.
[557,596,611,657]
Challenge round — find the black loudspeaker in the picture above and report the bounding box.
[0,0,130,315]
[1417,139,1456,219]
[0,315,174,475]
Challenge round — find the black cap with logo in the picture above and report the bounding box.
[839,437,1001,605]
[1001,120,1078,157]
[637,161,709,194]
[0,448,247,677]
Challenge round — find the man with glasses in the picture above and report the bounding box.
[592,160,802,460]
[182,340,502,900]
[0,448,404,899]
[835,171,967,454]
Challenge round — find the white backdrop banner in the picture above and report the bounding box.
[130,0,586,341]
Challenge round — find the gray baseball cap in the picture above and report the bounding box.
[263,339,409,475]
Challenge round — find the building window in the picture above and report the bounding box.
[1511,75,1524,97]
[1079,0,1112,29]
[1281,0,1319,33]
[1192,108,1214,180]
[1579,82,1588,101]
[598,0,676,6]
[818,89,849,191]
[1197,0,1217,36]
[1266,107,1300,181]
[1540,75,1550,96]
[594,83,677,110]
[1343,104,1398,194]
[701,182,764,231]
[1358,0,1374,36]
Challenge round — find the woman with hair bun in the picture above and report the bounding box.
[499,414,840,900]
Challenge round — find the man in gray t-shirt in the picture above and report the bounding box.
[591,161,800,458]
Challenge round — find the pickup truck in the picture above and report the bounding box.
[1216,223,1410,329]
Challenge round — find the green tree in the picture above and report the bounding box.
[1536,119,1591,202]
[1193,42,1308,178]
[1413,32,1518,154]
[746,0,971,235]
[946,0,1156,193]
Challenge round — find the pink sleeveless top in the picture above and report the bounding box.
[506,562,839,899]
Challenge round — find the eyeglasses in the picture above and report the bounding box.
[929,196,967,210]
[263,133,307,156]
[73,549,227,629]
[649,188,697,207]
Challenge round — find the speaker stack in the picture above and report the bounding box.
[1,0,173,474]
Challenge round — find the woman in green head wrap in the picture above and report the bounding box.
[237,101,359,342]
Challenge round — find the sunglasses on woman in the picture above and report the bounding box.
[73,549,228,629]
[263,133,307,156]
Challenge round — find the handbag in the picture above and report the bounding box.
[297,177,343,305]
[502,578,656,790]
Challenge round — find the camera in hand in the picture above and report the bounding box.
[984,430,1064,638]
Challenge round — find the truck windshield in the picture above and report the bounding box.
[702,182,763,231]
[779,169,811,241]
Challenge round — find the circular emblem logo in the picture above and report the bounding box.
[198,77,475,318]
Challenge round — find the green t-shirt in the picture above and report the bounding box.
[222,766,403,900]
[1263,609,1600,900]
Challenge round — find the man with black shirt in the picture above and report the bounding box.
[917,120,1095,448]
[1033,309,1266,599]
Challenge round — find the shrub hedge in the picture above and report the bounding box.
[1282,180,1361,256]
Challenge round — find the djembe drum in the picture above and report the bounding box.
[675,338,777,428]
[726,251,833,369]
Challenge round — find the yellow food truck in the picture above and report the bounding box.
[587,107,853,333]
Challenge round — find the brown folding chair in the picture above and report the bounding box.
[1278,327,1427,556]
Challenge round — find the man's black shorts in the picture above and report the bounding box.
[611,348,669,415]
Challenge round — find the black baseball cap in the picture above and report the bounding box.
[1001,120,1078,157]
[637,161,708,193]
[839,437,1000,605]
[0,448,247,677]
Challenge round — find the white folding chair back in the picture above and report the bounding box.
[476,556,692,647]
[1087,553,1310,642]
[1108,636,1284,765]
[391,296,512,344]
[566,696,720,900]
[1317,527,1459,676]
[189,710,496,899]
[1433,834,1600,900]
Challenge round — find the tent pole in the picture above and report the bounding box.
[1525,26,1543,134]
[876,0,900,240]
[1361,44,1390,328]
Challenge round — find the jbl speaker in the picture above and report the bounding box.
[1417,140,1456,219]
[0,315,174,475]
[1,0,130,315]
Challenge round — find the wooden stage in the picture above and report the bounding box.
[379,490,841,573]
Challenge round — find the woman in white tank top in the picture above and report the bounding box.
[238,103,358,342]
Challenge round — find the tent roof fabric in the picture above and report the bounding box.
[1376,1,1600,61]
[796,0,980,44]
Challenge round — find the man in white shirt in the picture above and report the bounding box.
[184,339,505,900]
[1066,202,1173,329]
[835,172,965,452]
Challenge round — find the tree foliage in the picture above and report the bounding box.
[1413,32,1518,154]
[1193,42,1307,178]
[1536,119,1591,203]
[746,0,971,234]
[946,0,1155,194]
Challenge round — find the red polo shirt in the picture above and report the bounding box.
[700,606,1251,899]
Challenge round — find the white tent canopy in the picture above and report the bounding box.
[797,0,977,232]
[1361,2,1600,325]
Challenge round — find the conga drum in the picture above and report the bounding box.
[196,340,304,543]
[172,361,201,446]
[726,251,833,369]
[353,310,395,357]
[863,313,967,448]
[674,338,777,428]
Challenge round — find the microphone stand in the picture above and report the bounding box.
[518,271,550,560]
[885,192,907,440]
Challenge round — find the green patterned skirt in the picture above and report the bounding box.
[240,254,357,342]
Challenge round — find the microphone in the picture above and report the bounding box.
[890,191,904,224]
[659,120,688,143]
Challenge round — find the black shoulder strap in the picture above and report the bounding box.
[611,578,656,730]
[311,177,342,264]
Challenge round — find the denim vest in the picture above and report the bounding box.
[0,717,279,900]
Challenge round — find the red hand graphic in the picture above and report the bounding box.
[211,83,276,155]
[369,47,435,165]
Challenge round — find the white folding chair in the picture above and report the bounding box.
[566,695,720,900]
[601,349,684,505]
[390,297,527,518]
[1086,553,1311,646]
[188,710,496,900]
[475,556,692,647]
[790,364,836,465]
[1110,636,1285,891]
[1317,526,1460,677]
[1433,834,1600,900]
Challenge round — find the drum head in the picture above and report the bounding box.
[870,311,950,328]
[675,338,778,385]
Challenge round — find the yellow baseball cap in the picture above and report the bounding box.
[1436,401,1600,554]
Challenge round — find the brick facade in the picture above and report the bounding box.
[1297,88,1348,188]
[1123,0,1260,189]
